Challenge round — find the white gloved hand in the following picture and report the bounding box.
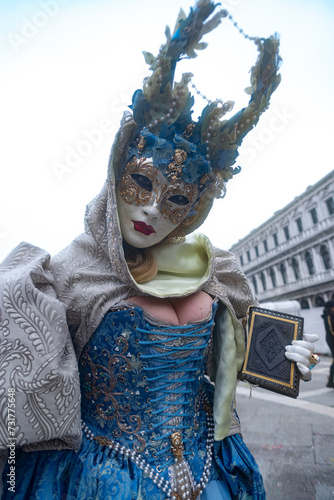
[285,333,319,381]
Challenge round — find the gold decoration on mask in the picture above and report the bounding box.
[137,135,146,154]
[160,182,198,225]
[166,149,187,185]
[198,173,213,191]
[119,155,199,225]
[173,149,187,165]
[183,123,196,139]
[119,157,155,206]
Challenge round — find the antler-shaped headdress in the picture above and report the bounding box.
[129,0,281,193]
[109,0,281,235]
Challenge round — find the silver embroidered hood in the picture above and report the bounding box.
[0,115,256,455]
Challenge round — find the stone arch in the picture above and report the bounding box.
[301,298,310,309]
[315,295,325,307]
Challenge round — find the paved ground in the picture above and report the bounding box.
[236,355,334,500]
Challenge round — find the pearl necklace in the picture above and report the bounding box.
[81,393,215,500]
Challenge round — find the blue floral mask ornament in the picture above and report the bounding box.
[111,0,281,236]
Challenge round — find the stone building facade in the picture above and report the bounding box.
[229,170,334,310]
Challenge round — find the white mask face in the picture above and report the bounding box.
[116,157,198,248]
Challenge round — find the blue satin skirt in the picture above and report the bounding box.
[2,432,265,499]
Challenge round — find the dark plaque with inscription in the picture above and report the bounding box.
[240,306,304,398]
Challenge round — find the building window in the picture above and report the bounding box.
[273,233,278,247]
[296,217,303,233]
[263,239,268,253]
[292,257,300,280]
[270,268,277,288]
[326,197,334,215]
[252,276,258,295]
[247,250,251,262]
[320,244,331,270]
[283,226,290,241]
[280,262,287,284]
[305,251,315,275]
[310,208,318,224]
[255,245,259,257]
[240,255,244,266]
[260,272,267,291]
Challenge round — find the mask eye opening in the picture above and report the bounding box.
[131,173,153,192]
[168,195,190,206]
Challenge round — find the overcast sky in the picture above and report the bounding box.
[1,0,333,261]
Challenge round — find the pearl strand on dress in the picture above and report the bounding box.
[81,393,215,500]
[82,421,172,495]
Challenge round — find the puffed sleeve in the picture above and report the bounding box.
[212,247,258,319]
[0,243,81,453]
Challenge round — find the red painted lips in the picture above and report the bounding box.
[132,220,156,236]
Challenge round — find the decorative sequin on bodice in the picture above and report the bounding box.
[79,304,217,473]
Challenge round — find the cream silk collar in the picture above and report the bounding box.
[135,233,213,297]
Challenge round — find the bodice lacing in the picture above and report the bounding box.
[137,319,214,467]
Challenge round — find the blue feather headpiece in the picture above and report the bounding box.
[127,0,281,198]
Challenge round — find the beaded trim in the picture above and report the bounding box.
[81,393,214,500]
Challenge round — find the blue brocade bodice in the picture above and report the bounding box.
[79,304,217,474]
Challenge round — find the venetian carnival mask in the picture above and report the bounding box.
[117,152,200,248]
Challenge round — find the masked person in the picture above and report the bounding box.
[0,2,318,499]
[322,301,334,388]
